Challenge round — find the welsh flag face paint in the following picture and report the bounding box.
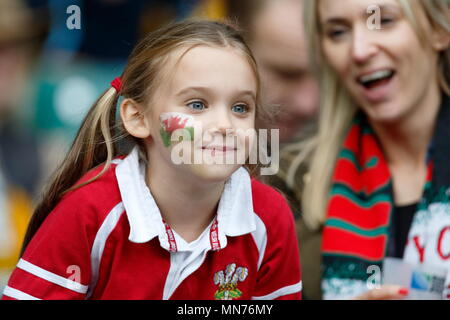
[159,112,195,147]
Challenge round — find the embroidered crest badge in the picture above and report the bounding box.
[213,263,248,300]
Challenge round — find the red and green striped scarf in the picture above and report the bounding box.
[321,115,433,299]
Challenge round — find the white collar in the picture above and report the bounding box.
[115,146,256,251]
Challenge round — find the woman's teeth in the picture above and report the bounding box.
[358,70,394,88]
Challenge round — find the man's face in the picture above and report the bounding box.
[250,0,319,142]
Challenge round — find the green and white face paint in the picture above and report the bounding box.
[159,112,195,147]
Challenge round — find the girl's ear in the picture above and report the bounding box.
[120,98,152,138]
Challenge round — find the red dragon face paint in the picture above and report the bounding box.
[159,112,195,147]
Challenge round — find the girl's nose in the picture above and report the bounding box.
[213,107,234,135]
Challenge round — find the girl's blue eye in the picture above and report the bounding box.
[187,101,205,111]
[232,104,248,114]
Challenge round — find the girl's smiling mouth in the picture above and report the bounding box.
[201,145,238,156]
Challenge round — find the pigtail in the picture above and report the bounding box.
[20,86,123,256]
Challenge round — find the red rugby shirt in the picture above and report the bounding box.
[2,147,302,300]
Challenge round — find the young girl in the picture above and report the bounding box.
[1,20,301,300]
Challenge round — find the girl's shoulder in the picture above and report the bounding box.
[54,159,124,226]
[250,178,295,226]
[251,178,286,202]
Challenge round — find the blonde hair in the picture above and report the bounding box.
[292,0,450,230]
[21,19,266,255]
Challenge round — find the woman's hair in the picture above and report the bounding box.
[289,0,450,230]
[21,19,267,255]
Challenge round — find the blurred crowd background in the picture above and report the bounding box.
[0,0,319,293]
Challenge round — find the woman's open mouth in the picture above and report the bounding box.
[356,69,396,103]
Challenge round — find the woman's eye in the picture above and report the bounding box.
[380,17,395,26]
[326,28,348,40]
[232,104,248,114]
[187,101,206,111]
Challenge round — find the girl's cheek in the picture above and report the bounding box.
[237,129,256,160]
[159,112,196,147]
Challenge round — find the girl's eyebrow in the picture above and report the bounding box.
[175,86,211,97]
[237,90,257,102]
[175,86,256,101]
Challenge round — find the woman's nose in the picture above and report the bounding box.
[351,25,378,64]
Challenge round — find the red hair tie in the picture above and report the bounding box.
[111,77,122,92]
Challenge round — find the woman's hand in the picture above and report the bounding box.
[353,285,409,300]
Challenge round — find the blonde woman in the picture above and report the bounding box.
[282,0,450,299]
